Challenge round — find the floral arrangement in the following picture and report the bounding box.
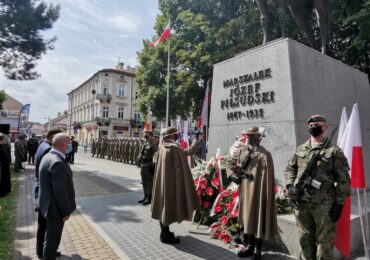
[192,150,228,225]
[191,144,294,245]
[208,184,241,244]
[275,180,294,214]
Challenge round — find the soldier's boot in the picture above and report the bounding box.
[238,234,255,258]
[138,196,146,204]
[160,223,180,244]
[254,238,262,260]
[142,195,151,205]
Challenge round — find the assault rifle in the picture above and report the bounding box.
[289,126,338,209]
[230,146,255,185]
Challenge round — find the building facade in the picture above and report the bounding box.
[67,63,142,141]
[0,92,23,141]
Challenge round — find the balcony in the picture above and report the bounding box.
[96,94,112,103]
[95,117,111,126]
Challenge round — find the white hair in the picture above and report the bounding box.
[52,133,70,148]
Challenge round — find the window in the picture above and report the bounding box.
[102,106,109,118]
[118,82,125,97]
[117,106,124,119]
[102,82,111,95]
[134,110,141,123]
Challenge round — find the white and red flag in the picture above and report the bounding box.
[335,103,367,258]
[143,111,152,132]
[150,21,170,47]
[197,84,210,129]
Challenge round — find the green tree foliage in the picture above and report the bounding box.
[0,90,6,110]
[137,0,370,120]
[0,0,60,80]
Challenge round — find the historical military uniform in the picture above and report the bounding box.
[284,115,351,260]
[151,127,200,244]
[226,127,276,259]
[138,132,158,205]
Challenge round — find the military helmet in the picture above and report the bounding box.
[162,127,178,138]
[307,115,327,124]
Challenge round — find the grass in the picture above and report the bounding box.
[0,166,20,259]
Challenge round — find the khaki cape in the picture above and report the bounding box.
[226,145,277,240]
[151,141,200,226]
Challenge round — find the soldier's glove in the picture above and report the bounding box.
[329,203,344,223]
[230,174,242,185]
[286,184,299,202]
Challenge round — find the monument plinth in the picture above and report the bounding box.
[208,38,370,185]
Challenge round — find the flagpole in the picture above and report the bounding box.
[165,19,171,127]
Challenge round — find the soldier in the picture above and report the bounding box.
[284,115,351,260]
[96,138,101,158]
[101,137,108,158]
[226,127,277,259]
[151,127,200,244]
[126,138,132,164]
[91,138,96,157]
[137,131,158,205]
[15,134,27,172]
[123,138,129,163]
[27,134,39,165]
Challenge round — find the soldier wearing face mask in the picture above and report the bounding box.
[226,126,277,259]
[284,115,351,260]
[137,130,158,205]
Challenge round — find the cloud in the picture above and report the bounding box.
[107,14,142,33]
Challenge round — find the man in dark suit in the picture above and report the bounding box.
[34,129,62,258]
[38,133,76,259]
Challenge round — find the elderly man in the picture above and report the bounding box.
[226,126,277,259]
[38,133,76,259]
[284,115,351,260]
[34,129,62,258]
[151,127,200,244]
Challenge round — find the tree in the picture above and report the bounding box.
[137,0,370,121]
[0,0,60,80]
[0,90,6,110]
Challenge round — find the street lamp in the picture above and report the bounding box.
[91,89,97,138]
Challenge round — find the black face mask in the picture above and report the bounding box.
[247,136,260,146]
[144,135,149,140]
[308,126,323,137]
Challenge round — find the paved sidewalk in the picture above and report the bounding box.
[13,166,120,260]
[12,153,296,260]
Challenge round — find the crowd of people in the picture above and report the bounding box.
[0,114,352,259]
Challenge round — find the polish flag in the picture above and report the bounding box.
[143,111,152,132]
[335,103,366,258]
[197,84,210,129]
[150,21,170,47]
[182,121,192,167]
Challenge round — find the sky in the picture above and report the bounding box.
[0,0,159,123]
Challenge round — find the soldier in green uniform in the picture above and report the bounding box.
[284,115,351,260]
[101,137,108,158]
[96,138,101,158]
[91,138,96,157]
[124,138,131,164]
[137,131,158,205]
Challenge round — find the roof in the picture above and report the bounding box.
[2,93,23,111]
[50,113,69,126]
[67,68,136,95]
[30,123,45,131]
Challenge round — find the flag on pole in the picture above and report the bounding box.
[150,21,170,47]
[182,121,192,167]
[334,106,350,257]
[197,85,210,129]
[159,121,165,145]
[339,103,365,189]
[335,103,367,258]
[337,107,348,145]
[143,111,152,132]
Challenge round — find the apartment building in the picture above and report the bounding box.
[67,63,142,141]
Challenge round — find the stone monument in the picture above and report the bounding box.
[208,37,370,187]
